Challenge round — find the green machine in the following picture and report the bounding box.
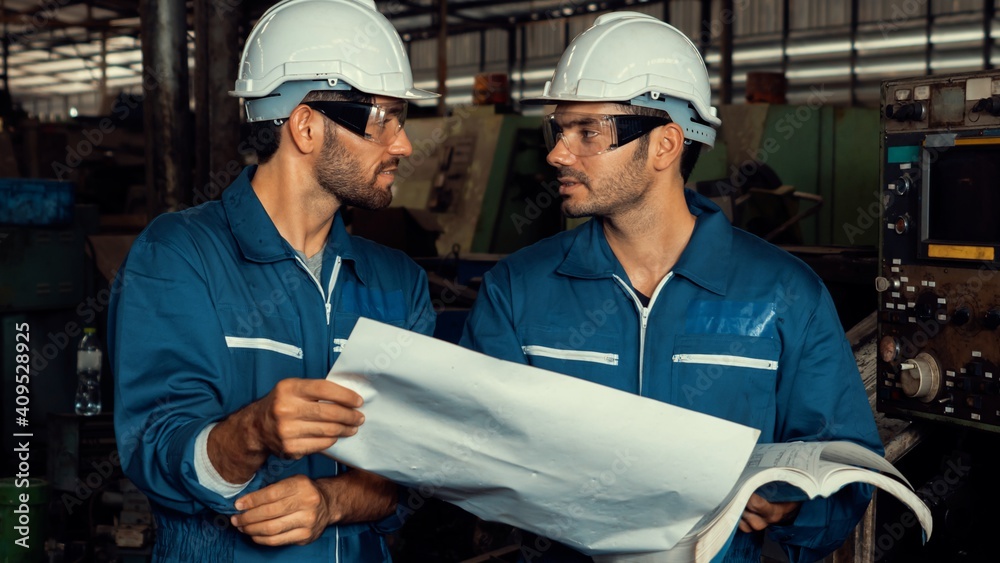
[688,104,881,247]
[383,106,561,256]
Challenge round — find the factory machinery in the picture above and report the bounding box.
[871,70,1000,562]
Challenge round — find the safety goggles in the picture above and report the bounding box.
[542,112,671,157]
[302,100,408,145]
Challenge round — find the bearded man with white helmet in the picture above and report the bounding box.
[109,1,436,560]
[461,12,883,563]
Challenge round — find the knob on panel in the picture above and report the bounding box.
[972,96,1000,116]
[879,336,899,362]
[875,276,901,292]
[899,352,941,402]
[894,215,910,235]
[952,307,971,326]
[983,309,1000,330]
[885,102,927,121]
[914,292,940,322]
[894,174,912,196]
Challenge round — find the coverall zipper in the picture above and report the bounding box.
[293,255,342,326]
[223,336,303,358]
[613,272,673,395]
[293,253,343,561]
[522,345,620,365]
[672,353,778,370]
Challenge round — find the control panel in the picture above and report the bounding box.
[878,71,1000,432]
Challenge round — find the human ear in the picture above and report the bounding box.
[651,122,685,173]
[285,104,323,155]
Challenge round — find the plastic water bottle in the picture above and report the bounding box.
[75,327,102,416]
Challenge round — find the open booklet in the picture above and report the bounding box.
[594,441,933,563]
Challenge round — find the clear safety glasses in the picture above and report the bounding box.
[302,100,408,145]
[542,112,671,157]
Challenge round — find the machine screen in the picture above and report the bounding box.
[925,145,1000,244]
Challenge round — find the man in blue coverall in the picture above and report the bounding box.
[460,12,883,563]
[108,1,436,561]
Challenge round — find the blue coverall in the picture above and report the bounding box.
[461,189,883,563]
[109,166,435,562]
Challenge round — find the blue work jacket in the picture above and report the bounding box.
[460,190,883,563]
[109,166,435,562]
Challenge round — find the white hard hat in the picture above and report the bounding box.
[230,0,438,122]
[523,12,721,147]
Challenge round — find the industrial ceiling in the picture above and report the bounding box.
[1,0,995,115]
[0,0,650,99]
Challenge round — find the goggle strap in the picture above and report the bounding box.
[614,115,671,147]
[302,101,378,138]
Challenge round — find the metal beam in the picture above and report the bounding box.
[478,27,485,72]
[436,0,447,115]
[194,0,242,206]
[1,0,7,94]
[719,0,733,104]
[394,0,487,23]
[925,0,932,75]
[781,0,789,74]
[698,0,712,56]
[849,0,858,105]
[140,0,193,216]
[397,0,678,39]
[507,23,516,98]
[986,0,995,70]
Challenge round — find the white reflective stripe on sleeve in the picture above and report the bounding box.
[671,353,778,371]
[224,336,303,359]
[522,345,619,366]
[333,338,348,353]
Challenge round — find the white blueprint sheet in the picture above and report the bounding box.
[325,318,761,555]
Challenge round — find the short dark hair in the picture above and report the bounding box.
[615,102,704,183]
[246,88,375,164]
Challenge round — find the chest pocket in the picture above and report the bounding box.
[217,305,305,400]
[671,334,779,429]
[517,325,621,389]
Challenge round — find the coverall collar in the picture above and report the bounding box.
[556,189,731,296]
[223,165,371,285]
